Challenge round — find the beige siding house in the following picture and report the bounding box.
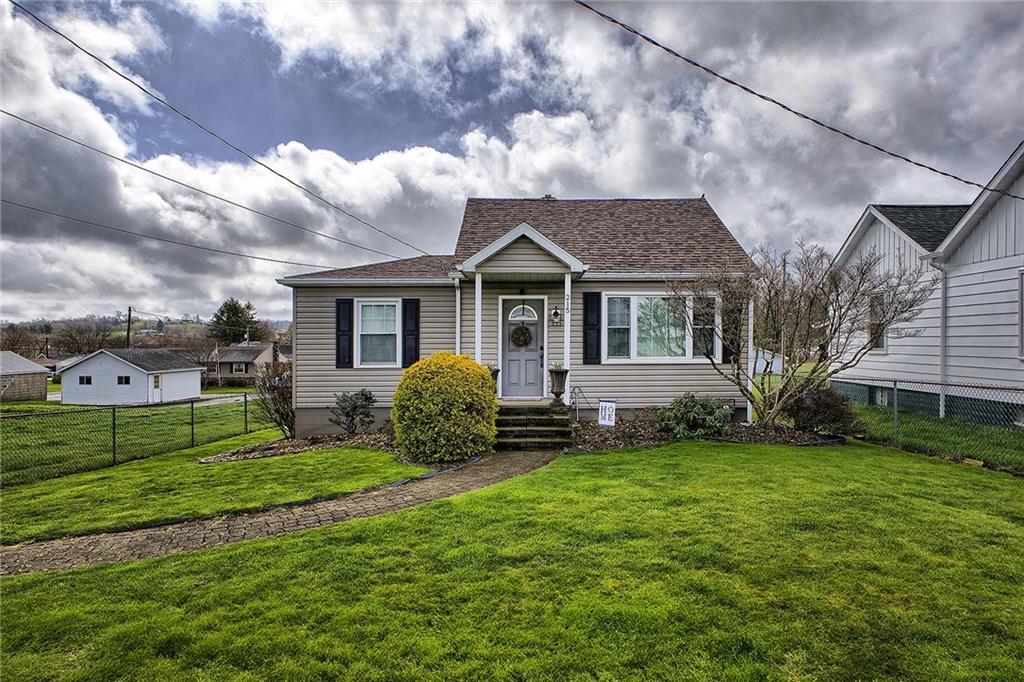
[280,197,753,437]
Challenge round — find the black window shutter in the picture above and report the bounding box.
[402,298,420,368]
[583,291,601,365]
[335,298,353,368]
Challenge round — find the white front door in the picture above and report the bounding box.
[153,374,162,402]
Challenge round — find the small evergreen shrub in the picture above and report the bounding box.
[329,389,377,434]
[392,352,498,464]
[655,393,733,440]
[784,386,862,435]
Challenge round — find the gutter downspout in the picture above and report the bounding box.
[935,261,948,418]
[454,279,461,355]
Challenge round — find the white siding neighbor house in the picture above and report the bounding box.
[279,197,755,437]
[59,348,203,405]
[832,140,1024,425]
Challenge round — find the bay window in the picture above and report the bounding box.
[357,300,400,367]
[604,293,717,362]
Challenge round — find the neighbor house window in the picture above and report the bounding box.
[869,295,886,351]
[1018,270,1024,359]
[231,362,246,374]
[603,294,694,362]
[79,375,92,385]
[117,375,131,385]
[357,300,400,367]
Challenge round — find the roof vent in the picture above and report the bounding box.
[541,194,556,200]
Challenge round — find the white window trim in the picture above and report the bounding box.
[600,292,721,365]
[355,298,402,369]
[117,375,131,385]
[1017,268,1024,361]
[231,362,247,374]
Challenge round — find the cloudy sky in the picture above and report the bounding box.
[2,1,1021,323]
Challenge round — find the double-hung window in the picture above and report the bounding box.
[231,362,246,374]
[603,294,693,362]
[357,300,400,367]
[868,295,886,351]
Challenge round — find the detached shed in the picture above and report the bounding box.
[59,349,203,405]
[0,351,49,402]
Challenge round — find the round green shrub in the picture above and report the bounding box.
[392,352,498,464]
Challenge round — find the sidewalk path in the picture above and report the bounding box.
[1,451,557,576]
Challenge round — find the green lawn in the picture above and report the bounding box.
[0,400,70,413]
[2,429,428,544]
[0,399,273,486]
[46,378,60,394]
[854,404,1024,474]
[201,386,254,395]
[3,440,1022,680]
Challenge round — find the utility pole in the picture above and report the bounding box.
[126,306,132,349]
[244,327,250,345]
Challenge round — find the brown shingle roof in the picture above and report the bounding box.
[290,254,452,279]
[285,197,751,281]
[455,198,750,273]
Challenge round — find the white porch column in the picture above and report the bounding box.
[454,279,461,355]
[474,272,482,363]
[563,272,571,404]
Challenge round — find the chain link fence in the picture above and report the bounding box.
[0,395,273,486]
[831,377,1024,475]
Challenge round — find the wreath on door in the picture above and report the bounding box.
[511,325,532,348]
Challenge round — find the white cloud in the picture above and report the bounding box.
[3,1,1022,323]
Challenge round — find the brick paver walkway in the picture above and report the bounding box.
[1,451,557,576]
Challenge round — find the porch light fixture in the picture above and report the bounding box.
[550,306,562,327]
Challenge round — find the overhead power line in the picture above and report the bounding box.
[1,110,407,261]
[1,199,334,269]
[7,0,449,262]
[572,0,1024,202]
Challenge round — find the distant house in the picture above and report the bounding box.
[34,353,85,375]
[0,351,49,402]
[59,348,203,405]
[208,342,286,382]
[832,141,1024,424]
[752,348,785,376]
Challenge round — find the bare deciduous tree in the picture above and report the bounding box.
[253,362,294,439]
[667,242,937,425]
[0,324,39,357]
[55,323,114,355]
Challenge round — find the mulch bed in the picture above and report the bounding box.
[200,430,400,464]
[714,423,845,446]
[570,409,673,452]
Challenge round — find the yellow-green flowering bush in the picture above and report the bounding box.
[392,352,498,464]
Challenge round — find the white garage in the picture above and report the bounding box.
[59,349,203,405]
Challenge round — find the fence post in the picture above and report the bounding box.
[111,406,117,466]
[892,380,899,448]
[191,400,196,448]
[244,393,249,434]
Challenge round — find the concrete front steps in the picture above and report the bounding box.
[496,401,572,451]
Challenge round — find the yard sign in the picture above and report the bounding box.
[598,399,616,427]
